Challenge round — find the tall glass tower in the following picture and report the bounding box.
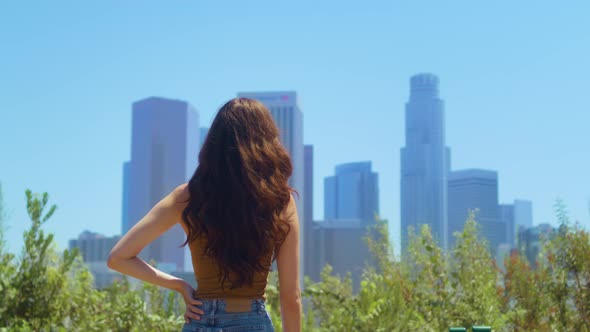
[400,74,451,253]
[122,97,200,272]
[303,145,314,280]
[448,169,502,252]
[324,161,379,224]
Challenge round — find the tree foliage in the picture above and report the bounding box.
[0,188,589,331]
[298,209,590,332]
[0,189,185,331]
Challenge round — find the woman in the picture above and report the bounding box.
[108,98,302,332]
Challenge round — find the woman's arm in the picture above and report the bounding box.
[107,184,203,321]
[276,195,302,332]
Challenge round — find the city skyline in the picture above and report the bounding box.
[2,1,589,257]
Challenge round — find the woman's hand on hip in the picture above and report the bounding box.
[177,280,204,323]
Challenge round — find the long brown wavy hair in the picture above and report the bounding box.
[181,98,294,289]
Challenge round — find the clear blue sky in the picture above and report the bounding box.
[1,1,589,256]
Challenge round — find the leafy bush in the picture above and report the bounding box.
[0,188,588,331]
[0,189,185,331]
[299,209,589,332]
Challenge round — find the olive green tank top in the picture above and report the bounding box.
[189,236,273,300]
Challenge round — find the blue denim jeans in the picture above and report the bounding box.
[181,298,274,332]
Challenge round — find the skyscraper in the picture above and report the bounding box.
[499,199,533,247]
[313,219,373,292]
[69,230,121,263]
[309,161,381,290]
[447,169,504,252]
[401,73,451,252]
[236,91,305,281]
[324,161,379,223]
[122,97,200,273]
[303,145,314,280]
[498,204,516,246]
[514,199,533,231]
[69,231,123,288]
[121,161,131,235]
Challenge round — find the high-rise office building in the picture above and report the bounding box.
[69,230,121,263]
[122,97,200,273]
[498,204,516,246]
[303,145,315,280]
[121,161,131,235]
[324,161,379,223]
[312,219,373,292]
[499,199,533,247]
[69,231,123,288]
[309,161,381,290]
[447,169,504,252]
[401,73,451,252]
[236,91,305,282]
[514,199,533,231]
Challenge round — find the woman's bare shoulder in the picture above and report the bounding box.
[282,193,298,222]
[170,183,191,208]
[175,183,190,197]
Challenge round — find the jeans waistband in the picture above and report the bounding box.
[196,298,267,314]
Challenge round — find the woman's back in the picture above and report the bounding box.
[179,98,301,331]
[188,234,273,300]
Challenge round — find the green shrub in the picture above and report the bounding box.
[0,188,588,331]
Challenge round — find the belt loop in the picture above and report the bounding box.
[208,299,217,325]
